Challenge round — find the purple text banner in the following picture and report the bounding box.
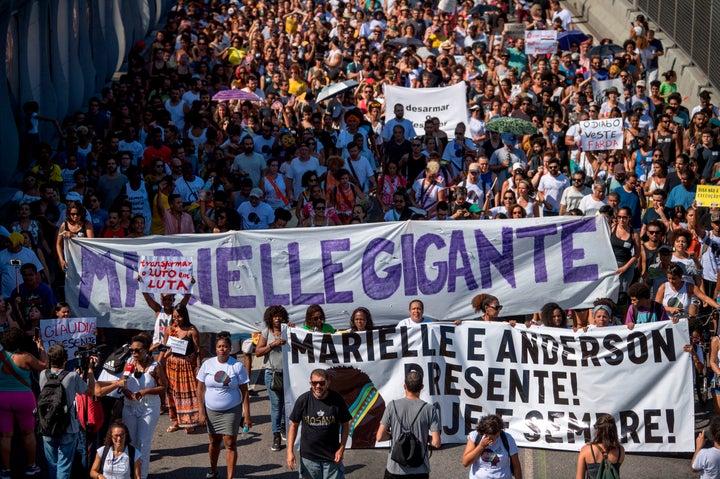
[64,217,619,333]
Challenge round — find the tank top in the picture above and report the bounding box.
[125,182,151,227]
[643,244,659,272]
[634,149,654,178]
[610,226,633,266]
[263,174,288,209]
[585,444,621,478]
[123,360,161,409]
[187,128,207,156]
[261,327,284,371]
[0,350,33,392]
[655,132,676,165]
[662,281,691,311]
[170,331,196,356]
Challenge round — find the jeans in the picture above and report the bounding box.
[299,457,345,479]
[42,433,77,479]
[123,401,160,479]
[264,369,285,434]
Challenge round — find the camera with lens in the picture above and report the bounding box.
[75,343,104,373]
[155,345,170,353]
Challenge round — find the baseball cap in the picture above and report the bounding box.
[500,133,517,146]
[249,188,264,198]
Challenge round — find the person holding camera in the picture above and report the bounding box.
[39,343,121,479]
[118,334,167,479]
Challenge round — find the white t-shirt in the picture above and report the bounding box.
[578,195,606,216]
[96,445,142,479]
[397,317,433,328]
[692,445,720,479]
[196,357,249,411]
[286,157,321,200]
[538,173,569,212]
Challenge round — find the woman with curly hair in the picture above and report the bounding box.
[539,302,568,328]
[255,306,290,452]
[462,414,522,478]
[90,420,141,479]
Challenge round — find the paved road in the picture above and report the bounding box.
[145,364,705,479]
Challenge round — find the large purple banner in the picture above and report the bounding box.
[64,217,619,333]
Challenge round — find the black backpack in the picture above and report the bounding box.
[103,344,131,374]
[390,401,427,468]
[36,370,71,437]
[100,444,136,479]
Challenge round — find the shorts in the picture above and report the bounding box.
[299,456,345,479]
[712,374,720,395]
[0,390,36,432]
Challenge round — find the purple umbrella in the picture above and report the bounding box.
[212,89,263,102]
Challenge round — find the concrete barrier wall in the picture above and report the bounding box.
[566,0,717,107]
[0,0,172,185]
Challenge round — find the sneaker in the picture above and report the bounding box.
[205,471,218,479]
[25,464,42,476]
[271,432,281,451]
[280,429,287,441]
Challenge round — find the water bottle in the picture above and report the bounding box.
[239,425,249,440]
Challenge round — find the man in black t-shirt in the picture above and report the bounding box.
[287,368,352,479]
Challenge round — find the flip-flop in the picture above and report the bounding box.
[166,424,180,433]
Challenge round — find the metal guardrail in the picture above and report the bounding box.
[636,0,717,89]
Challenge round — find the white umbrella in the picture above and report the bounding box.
[316,80,360,103]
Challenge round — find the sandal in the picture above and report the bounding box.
[159,405,168,415]
[166,424,180,433]
[185,426,195,434]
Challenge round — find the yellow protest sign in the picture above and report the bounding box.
[695,185,720,206]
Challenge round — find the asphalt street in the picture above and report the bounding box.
[144,363,705,479]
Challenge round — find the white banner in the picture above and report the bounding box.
[40,317,97,358]
[282,321,694,452]
[384,82,468,136]
[580,119,624,151]
[525,30,557,55]
[138,255,194,294]
[64,217,619,333]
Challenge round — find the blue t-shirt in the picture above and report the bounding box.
[666,184,697,210]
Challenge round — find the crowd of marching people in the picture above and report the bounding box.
[4,0,720,476]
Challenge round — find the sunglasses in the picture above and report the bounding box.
[487,304,503,311]
[129,348,145,354]
[311,380,327,387]
[647,230,661,235]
